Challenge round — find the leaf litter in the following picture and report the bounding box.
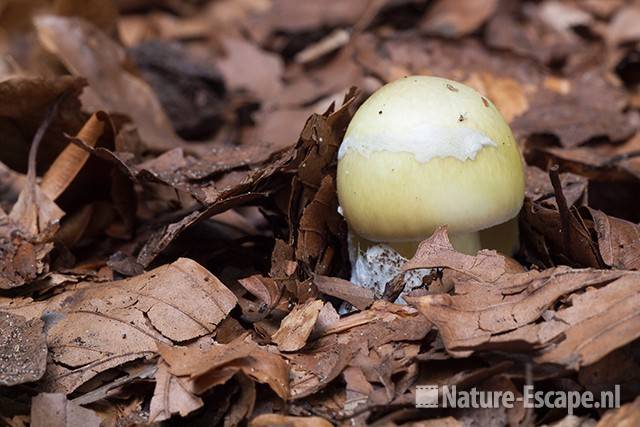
[0,0,639,426]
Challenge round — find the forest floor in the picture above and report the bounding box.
[0,0,639,426]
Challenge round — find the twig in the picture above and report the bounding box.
[549,165,572,257]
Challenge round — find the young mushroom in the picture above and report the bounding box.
[337,76,525,259]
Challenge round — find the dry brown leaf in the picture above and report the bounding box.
[514,101,633,148]
[421,0,498,38]
[149,360,203,422]
[0,312,47,386]
[514,70,631,148]
[405,229,640,368]
[34,15,183,152]
[595,396,640,427]
[295,175,341,273]
[30,393,101,427]
[0,87,83,289]
[288,301,431,399]
[9,182,64,238]
[520,171,604,269]
[1,258,236,393]
[217,37,284,101]
[606,6,640,46]
[134,89,356,271]
[0,231,52,290]
[237,274,285,322]
[585,207,640,270]
[464,72,531,122]
[246,0,372,41]
[159,335,290,400]
[40,112,106,200]
[272,299,324,352]
[250,414,333,427]
[223,373,256,427]
[525,166,588,208]
[314,274,374,311]
[485,4,584,65]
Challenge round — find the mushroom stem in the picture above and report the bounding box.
[383,233,482,256]
[374,232,482,256]
[479,216,520,255]
[351,231,482,258]
[447,232,482,255]
[351,218,519,259]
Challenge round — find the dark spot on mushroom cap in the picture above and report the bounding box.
[446,84,459,92]
[378,110,383,115]
[482,97,489,107]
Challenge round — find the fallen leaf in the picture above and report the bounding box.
[313,274,374,311]
[128,40,226,139]
[606,6,640,46]
[288,301,431,399]
[272,299,324,352]
[596,396,640,427]
[1,258,236,393]
[149,361,203,422]
[159,335,290,399]
[35,15,183,151]
[217,37,284,101]
[584,207,640,270]
[405,229,640,368]
[464,72,531,122]
[249,414,332,427]
[30,393,101,427]
[40,112,107,200]
[516,104,633,149]
[0,312,47,386]
[421,0,498,38]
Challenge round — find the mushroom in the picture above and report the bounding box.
[337,76,525,258]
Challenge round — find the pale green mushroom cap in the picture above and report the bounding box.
[337,75,525,243]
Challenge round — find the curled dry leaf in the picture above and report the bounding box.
[295,175,341,274]
[583,207,640,270]
[149,360,203,422]
[237,274,284,322]
[405,228,640,369]
[272,299,324,352]
[519,167,603,269]
[0,312,47,386]
[158,334,289,400]
[40,112,106,200]
[0,258,236,393]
